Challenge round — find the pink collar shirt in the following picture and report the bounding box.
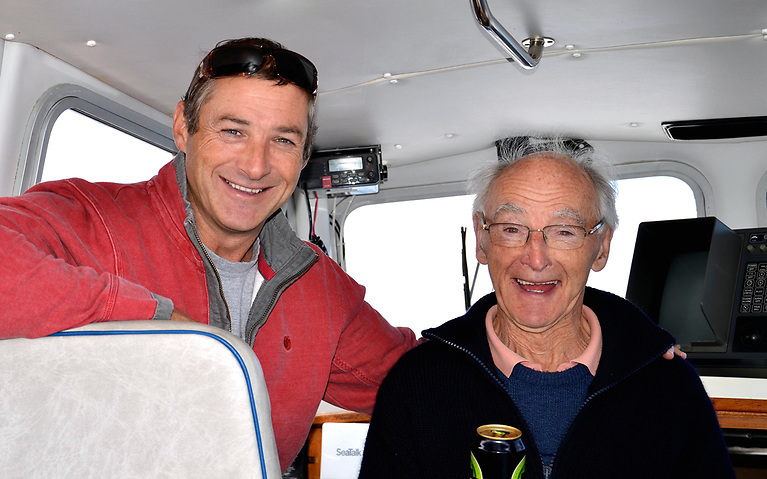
[485,304,602,378]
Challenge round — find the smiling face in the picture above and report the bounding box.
[473,153,613,333]
[173,76,310,261]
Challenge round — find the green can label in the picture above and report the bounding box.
[470,424,526,479]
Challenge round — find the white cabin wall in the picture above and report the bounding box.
[355,148,496,210]
[382,148,495,192]
[0,40,171,197]
[596,140,767,230]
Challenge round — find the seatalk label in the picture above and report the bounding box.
[320,422,370,479]
[336,448,362,457]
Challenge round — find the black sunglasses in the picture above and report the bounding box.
[185,45,318,100]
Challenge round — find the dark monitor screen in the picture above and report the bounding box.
[656,251,716,348]
[626,217,742,354]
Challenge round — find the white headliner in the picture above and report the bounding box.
[1,0,766,167]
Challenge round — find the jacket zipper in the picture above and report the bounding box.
[425,332,548,478]
[424,333,506,390]
[188,219,233,332]
[544,342,675,478]
[246,251,319,343]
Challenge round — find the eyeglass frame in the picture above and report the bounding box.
[184,44,318,102]
[481,215,606,250]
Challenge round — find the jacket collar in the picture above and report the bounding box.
[424,288,676,393]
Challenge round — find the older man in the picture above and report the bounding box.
[359,137,734,478]
[0,37,418,472]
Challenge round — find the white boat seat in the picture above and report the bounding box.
[0,320,280,478]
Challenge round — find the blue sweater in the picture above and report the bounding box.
[501,363,592,466]
[360,289,735,479]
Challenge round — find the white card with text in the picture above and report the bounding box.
[320,422,370,479]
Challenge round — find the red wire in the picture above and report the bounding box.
[312,191,319,236]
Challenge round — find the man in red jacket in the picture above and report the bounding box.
[0,37,418,471]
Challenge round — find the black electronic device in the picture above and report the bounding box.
[299,145,387,196]
[626,217,767,377]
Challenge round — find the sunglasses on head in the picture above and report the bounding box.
[184,44,318,100]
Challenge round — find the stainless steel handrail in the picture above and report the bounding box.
[470,0,547,70]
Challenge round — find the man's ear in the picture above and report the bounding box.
[473,212,489,265]
[591,227,613,272]
[172,101,189,153]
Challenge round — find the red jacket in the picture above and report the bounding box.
[0,155,418,471]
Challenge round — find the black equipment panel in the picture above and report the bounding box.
[732,230,767,355]
[299,145,386,193]
[626,218,767,377]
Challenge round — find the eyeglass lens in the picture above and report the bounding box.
[487,223,588,250]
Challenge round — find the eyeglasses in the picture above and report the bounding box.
[184,45,318,101]
[482,217,605,250]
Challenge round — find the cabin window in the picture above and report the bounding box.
[344,195,491,336]
[587,175,697,295]
[343,175,697,336]
[19,84,175,193]
[41,109,173,183]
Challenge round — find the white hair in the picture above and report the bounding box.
[468,136,619,232]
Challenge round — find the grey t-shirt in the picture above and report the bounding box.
[206,241,264,339]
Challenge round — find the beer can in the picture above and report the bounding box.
[469,424,526,479]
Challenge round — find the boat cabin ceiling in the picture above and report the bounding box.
[1,0,766,168]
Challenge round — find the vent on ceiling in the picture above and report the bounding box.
[662,116,767,141]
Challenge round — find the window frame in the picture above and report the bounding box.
[614,160,711,218]
[18,84,176,193]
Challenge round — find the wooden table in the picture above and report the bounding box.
[713,397,767,430]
